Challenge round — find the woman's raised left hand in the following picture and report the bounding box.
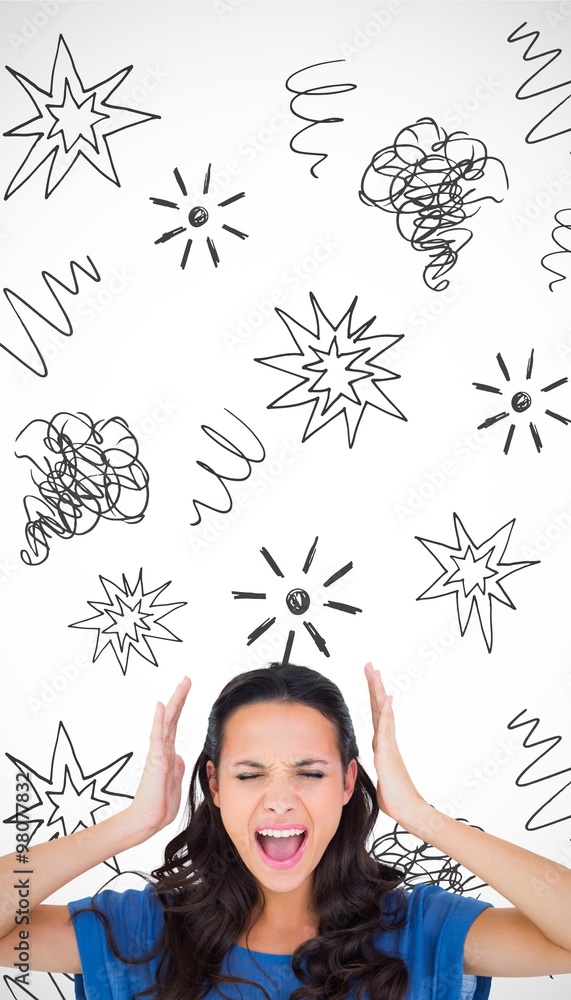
[364,662,426,826]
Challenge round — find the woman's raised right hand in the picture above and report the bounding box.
[127,676,192,838]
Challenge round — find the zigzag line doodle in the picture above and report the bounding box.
[189,409,265,527]
[507,22,571,144]
[507,708,571,831]
[1,257,100,376]
[285,59,356,178]
[541,209,571,290]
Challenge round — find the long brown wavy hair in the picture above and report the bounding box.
[78,663,410,1000]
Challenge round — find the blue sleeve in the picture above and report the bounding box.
[381,884,494,1000]
[68,884,166,1000]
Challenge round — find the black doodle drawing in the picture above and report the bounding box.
[359,117,509,291]
[4,35,159,199]
[474,350,570,454]
[151,164,248,269]
[256,293,406,448]
[15,412,150,566]
[70,570,186,675]
[541,209,571,291]
[416,513,538,653]
[232,536,362,663]
[372,818,488,894]
[507,22,571,145]
[4,722,133,873]
[3,973,75,1000]
[189,410,265,527]
[507,709,571,831]
[285,59,356,178]
[2,257,100,377]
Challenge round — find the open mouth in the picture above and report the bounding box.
[255,830,308,868]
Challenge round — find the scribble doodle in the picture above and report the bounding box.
[70,570,186,674]
[359,117,509,291]
[371,818,488,894]
[3,35,160,199]
[285,60,356,178]
[15,412,150,566]
[541,209,571,290]
[233,536,362,663]
[151,164,248,269]
[256,293,406,448]
[474,349,570,454]
[507,709,571,831]
[3,722,132,873]
[1,257,100,377]
[189,410,265,527]
[416,513,538,653]
[3,972,75,1000]
[507,22,571,145]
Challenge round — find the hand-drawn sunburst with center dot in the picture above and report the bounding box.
[232,536,362,663]
[255,293,407,448]
[150,164,248,269]
[69,570,186,674]
[416,513,538,652]
[474,349,570,453]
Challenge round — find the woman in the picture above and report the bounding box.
[0,662,570,1000]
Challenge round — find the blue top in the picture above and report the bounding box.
[68,882,493,1000]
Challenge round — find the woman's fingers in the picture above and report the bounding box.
[163,676,192,742]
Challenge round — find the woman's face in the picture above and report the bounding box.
[206,701,357,901]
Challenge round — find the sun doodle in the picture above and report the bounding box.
[474,349,570,453]
[151,164,248,269]
[256,293,407,448]
[232,536,362,663]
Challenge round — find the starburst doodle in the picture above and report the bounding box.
[232,536,362,663]
[4,722,132,871]
[70,570,186,674]
[151,164,248,268]
[3,972,75,1000]
[4,34,159,199]
[416,513,538,652]
[255,293,407,448]
[474,349,570,454]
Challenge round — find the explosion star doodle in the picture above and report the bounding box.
[151,164,248,268]
[232,536,362,663]
[416,513,538,653]
[255,293,407,448]
[69,570,187,674]
[474,349,570,454]
[3,972,75,1000]
[3,35,159,199]
[3,722,133,873]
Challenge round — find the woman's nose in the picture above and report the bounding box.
[261,777,299,813]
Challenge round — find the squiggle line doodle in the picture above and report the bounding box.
[541,209,571,290]
[359,117,508,291]
[189,410,265,527]
[285,60,356,178]
[371,817,488,894]
[507,709,571,831]
[507,22,571,144]
[15,412,150,566]
[1,257,100,377]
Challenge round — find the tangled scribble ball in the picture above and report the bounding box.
[371,818,488,895]
[359,117,509,292]
[16,411,150,566]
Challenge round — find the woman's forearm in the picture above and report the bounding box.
[0,807,147,940]
[400,799,571,951]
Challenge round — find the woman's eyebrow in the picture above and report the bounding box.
[230,758,331,768]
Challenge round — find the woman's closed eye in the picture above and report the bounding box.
[236,772,325,780]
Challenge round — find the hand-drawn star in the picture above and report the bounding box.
[232,536,362,663]
[151,164,248,268]
[70,570,186,674]
[256,293,406,448]
[4,722,133,871]
[416,513,538,652]
[3,972,76,1000]
[474,349,570,453]
[4,34,160,199]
